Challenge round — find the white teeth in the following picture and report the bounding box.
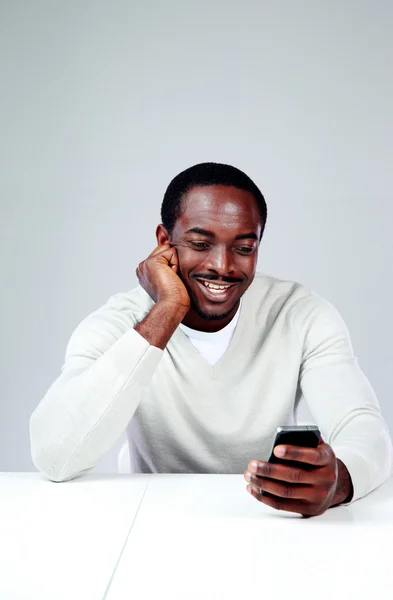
[203,281,231,291]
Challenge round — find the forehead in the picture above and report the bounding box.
[176,185,261,234]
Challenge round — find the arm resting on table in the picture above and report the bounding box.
[30,304,164,483]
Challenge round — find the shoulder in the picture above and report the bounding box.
[247,273,349,334]
[65,286,154,360]
[248,272,309,301]
[246,272,313,318]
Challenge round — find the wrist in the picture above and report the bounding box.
[157,299,190,320]
[135,300,189,350]
[330,459,354,507]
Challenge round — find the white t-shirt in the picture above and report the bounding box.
[179,300,242,365]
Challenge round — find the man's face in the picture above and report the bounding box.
[161,185,262,330]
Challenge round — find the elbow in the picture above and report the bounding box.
[30,410,76,483]
[31,449,71,483]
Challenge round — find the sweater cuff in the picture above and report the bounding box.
[331,444,376,504]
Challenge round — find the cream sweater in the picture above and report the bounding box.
[30,273,392,501]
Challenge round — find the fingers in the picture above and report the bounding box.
[151,245,179,266]
[246,473,312,500]
[244,467,333,515]
[148,243,171,257]
[245,442,338,516]
[137,245,170,278]
[138,245,179,275]
[167,246,179,271]
[246,477,332,516]
[272,441,332,467]
[246,486,318,516]
[246,460,318,485]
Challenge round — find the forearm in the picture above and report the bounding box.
[30,328,162,482]
[302,361,392,502]
[331,413,393,502]
[135,301,189,349]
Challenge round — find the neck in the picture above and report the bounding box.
[181,301,240,333]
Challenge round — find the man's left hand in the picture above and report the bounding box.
[244,440,352,517]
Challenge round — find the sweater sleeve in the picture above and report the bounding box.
[292,292,393,503]
[30,295,163,482]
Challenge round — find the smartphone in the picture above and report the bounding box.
[268,425,321,470]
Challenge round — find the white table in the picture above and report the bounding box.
[1,474,393,600]
[0,473,150,600]
[105,474,393,600]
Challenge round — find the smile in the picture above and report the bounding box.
[203,281,232,292]
[195,279,238,301]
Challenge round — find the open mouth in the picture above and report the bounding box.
[194,278,238,302]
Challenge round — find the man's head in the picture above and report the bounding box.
[157,162,267,331]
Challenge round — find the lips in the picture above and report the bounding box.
[194,278,238,303]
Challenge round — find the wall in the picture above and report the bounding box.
[1,0,392,472]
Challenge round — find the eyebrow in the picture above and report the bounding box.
[185,227,259,241]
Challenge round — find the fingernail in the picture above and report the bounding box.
[274,446,285,457]
[246,485,252,494]
[249,461,258,473]
[245,471,251,482]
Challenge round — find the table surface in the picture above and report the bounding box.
[1,473,393,600]
[0,472,150,600]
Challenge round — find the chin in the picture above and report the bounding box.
[192,301,238,321]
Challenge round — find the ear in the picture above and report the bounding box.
[156,224,171,246]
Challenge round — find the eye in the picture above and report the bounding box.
[190,241,210,250]
[236,247,256,255]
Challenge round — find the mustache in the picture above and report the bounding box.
[192,274,244,284]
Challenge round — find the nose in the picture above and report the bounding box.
[204,245,235,276]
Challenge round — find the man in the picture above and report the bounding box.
[30,162,392,517]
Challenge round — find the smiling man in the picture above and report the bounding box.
[30,162,392,516]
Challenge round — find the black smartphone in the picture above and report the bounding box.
[268,425,321,470]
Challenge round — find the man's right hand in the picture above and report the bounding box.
[136,244,191,311]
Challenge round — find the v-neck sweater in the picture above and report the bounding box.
[30,273,392,502]
[179,299,241,365]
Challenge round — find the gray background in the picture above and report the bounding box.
[1,0,392,473]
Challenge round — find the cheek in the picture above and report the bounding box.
[237,254,258,274]
[176,249,198,277]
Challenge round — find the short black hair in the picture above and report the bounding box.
[161,162,267,239]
